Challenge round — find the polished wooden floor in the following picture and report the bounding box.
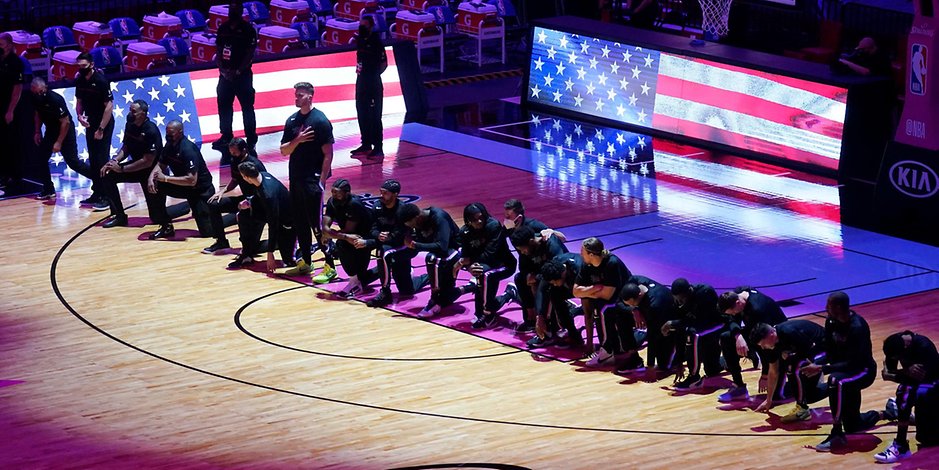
[2,142,939,469]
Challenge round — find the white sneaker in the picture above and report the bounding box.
[874,441,911,463]
[417,304,441,319]
[337,278,362,298]
[585,348,613,367]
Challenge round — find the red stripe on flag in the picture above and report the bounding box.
[194,81,403,115]
[655,75,845,140]
[651,114,840,170]
[663,53,849,103]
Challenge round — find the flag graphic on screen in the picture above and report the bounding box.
[51,48,405,170]
[528,27,848,170]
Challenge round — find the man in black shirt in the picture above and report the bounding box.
[364,179,428,308]
[144,121,217,240]
[509,224,568,333]
[98,100,162,228]
[534,254,585,349]
[401,203,462,318]
[0,33,26,194]
[238,161,296,272]
[31,77,85,200]
[456,202,517,329]
[205,138,267,260]
[321,179,378,297]
[666,278,724,390]
[875,331,939,463]
[280,81,336,281]
[801,291,880,452]
[74,52,114,208]
[836,37,891,77]
[215,0,258,151]
[717,286,788,402]
[750,320,827,422]
[622,276,679,373]
[575,237,640,370]
[350,15,385,158]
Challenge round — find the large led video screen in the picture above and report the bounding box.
[54,48,405,158]
[527,26,848,171]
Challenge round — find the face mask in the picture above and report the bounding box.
[503,215,520,230]
[359,26,370,36]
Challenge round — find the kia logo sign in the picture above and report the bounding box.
[890,160,939,198]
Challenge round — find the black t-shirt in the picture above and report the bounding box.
[160,137,213,191]
[370,198,406,247]
[519,234,568,275]
[630,275,676,325]
[229,152,266,196]
[0,51,26,111]
[255,171,292,244]
[822,311,877,374]
[459,217,515,268]
[762,319,825,364]
[74,69,113,129]
[545,252,584,300]
[728,288,787,336]
[356,30,384,77]
[886,334,939,385]
[675,283,721,328]
[122,119,162,161]
[851,50,891,77]
[32,90,73,131]
[576,254,631,292]
[325,194,372,237]
[216,19,258,73]
[412,206,460,257]
[282,108,334,183]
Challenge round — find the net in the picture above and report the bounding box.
[698,0,733,39]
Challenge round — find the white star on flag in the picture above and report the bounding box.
[568,51,578,64]
[173,84,187,98]
[606,88,617,100]
[586,82,596,95]
[79,149,89,161]
[594,129,604,141]
[179,109,192,123]
[154,112,166,127]
[636,109,647,123]
[610,61,620,74]
[148,87,161,101]
[158,75,171,86]
[601,45,610,58]
[619,77,629,90]
[544,74,554,87]
[553,119,562,130]
[623,50,632,63]
[629,93,638,106]
[616,133,626,145]
[576,67,587,80]
[552,90,562,102]
[644,54,654,68]
[631,65,641,79]
[531,84,542,98]
[637,136,646,149]
[616,103,626,116]
[133,78,145,89]
[122,90,135,103]
[564,78,574,91]
[114,104,124,118]
[110,82,118,92]
[547,46,557,60]
[574,124,583,136]
[580,41,589,53]
[573,94,584,107]
[640,82,651,95]
[598,73,608,86]
[559,35,568,48]
[607,142,616,155]
[537,30,547,43]
[164,98,176,112]
[588,57,598,69]
[555,61,566,75]
[534,57,544,71]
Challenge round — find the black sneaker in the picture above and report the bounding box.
[503,283,519,305]
[615,355,646,374]
[149,224,176,240]
[202,240,231,254]
[367,147,384,158]
[471,314,497,329]
[673,374,703,390]
[366,288,392,308]
[350,144,371,155]
[79,195,101,205]
[36,190,56,200]
[227,255,255,268]
[102,215,128,228]
[211,137,231,151]
[526,334,556,349]
[515,321,535,333]
[91,200,110,212]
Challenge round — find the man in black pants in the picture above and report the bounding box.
[98,100,162,228]
[400,203,461,318]
[215,0,258,152]
[364,179,428,308]
[534,254,585,349]
[280,81,335,281]
[0,32,26,195]
[30,77,83,200]
[874,331,939,463]
[350,15,384,158]
[238,161,296,273]
[74,51,114,209]
[576,237,641,371]
[621,276,679,373]
[456,202,517,329]
[321,179,377,297]
[142,121,217,240]
[801,291,880,452]
[666,278,724,390]
[717,286,787,402]
[750,320,827,422]
[509,224,568,333]
[205,138,267,261]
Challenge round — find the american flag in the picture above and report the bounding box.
[528,27,849,171]
[50,48,405,169]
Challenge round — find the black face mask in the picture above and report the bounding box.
[82,66,94,77]
[358,26,370,36]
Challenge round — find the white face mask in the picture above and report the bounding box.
[503,215,520,230]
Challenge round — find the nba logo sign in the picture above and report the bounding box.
[911,44,927,96]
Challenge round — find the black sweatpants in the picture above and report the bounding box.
[373,244,423,295]
[592,300,637,355]
[37,128,82,193]
[290,179,323,266]
[474,262,514,317]
[150,182,216,235]
[101,168,161,221]
[538,280,581,342]
[217,72,257,148]
[827,367,879,432]
[208,196,267,255]
[720,330,768,387]
[85,119,114,196]
[355,73,383,148]
[335,239,376,282]
[682,322,725,377]
[426,249,461,307]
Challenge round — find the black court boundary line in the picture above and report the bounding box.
[50,217,901,438]
[234,286,524,362]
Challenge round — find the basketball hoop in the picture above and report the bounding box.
[698,0,733,41]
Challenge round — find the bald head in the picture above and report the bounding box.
[858,37,877,53]
[166,120,184,144]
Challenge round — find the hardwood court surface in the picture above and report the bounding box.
[2,142,939,469]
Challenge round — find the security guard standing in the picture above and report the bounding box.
[350,15,384,158]
[215,0,258,155]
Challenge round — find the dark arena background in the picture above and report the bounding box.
[2,0,939,467]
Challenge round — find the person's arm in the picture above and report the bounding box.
[237,28,257,73]
[413,214,451,255]
[158,169,197,187]
[279,124,314,156]
[838,57,872,76]
[320,142,333,185]
[755,361,781,412]
[33,111,42,145]
[99,99,113,130]
[4,83,21,123]
[118,151,156,173]
[75,96,89,128]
